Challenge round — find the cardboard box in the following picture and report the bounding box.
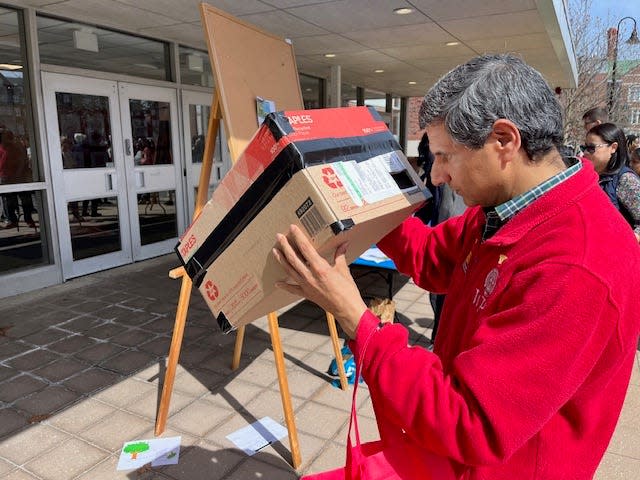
[176,106,429,332]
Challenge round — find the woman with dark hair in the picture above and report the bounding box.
[584,122,640,241]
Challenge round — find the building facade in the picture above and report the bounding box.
[0,5,403,298]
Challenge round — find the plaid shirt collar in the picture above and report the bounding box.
[482,157,581,241]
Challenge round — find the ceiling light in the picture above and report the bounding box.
[393,7,414,15]
[187,54,204,72]
[445,41,460,46]
[408,81,417,85]
[374,69,384,73]
[73,29,99,52]
[324,53,336,58]
[0,64,22,71]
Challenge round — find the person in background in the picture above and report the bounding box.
[582,106,608,132]
[273,54,640,479]
[583,122,640,242]
[629,143,640,177]
[0,130,35,229]
[627,134,638,154]
[414,132,465,344]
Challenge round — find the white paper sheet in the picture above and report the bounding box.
[359,247,391,263]
[226,416,288,456]
[116,436,181,470]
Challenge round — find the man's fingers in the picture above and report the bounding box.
[272,244,304,285]
[333,242,349,271]
[288,225,324,270]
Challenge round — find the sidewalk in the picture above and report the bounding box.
[0,255,638,479]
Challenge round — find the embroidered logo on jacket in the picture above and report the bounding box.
[473,267,501,311]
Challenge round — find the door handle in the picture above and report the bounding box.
[125,138,132,156]
[105,173,115,191]
[136,170,145,188]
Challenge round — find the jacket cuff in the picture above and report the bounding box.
[348,309,380,363]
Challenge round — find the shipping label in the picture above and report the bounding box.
[332,152,403,206]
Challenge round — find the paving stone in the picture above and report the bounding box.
[0,457,15,477]
[0,424,70,464]
[73,342,126,365]
[47,398,117,434]
[0,375,48,403]
[124,388,193,420]
[59,315,105,334]
[161,442,244,480]
[13,386,80,416]
[0,364,18,382]
[86,322,128,340]
[0,341,33,360]
[32,357,88,383]
[70,300,113,314]
[47,334,97,355]
[25,437,109,480]
[62,367,122,394]
[137,336,172,357]
[167,398,234,437]
[92,377,156,408]
[0,407,29,439]
[109,328,155,348]
[99,349,157,375]
[79,410,152,451]
[2,468,41,479]
[20,328,69,348]
[6,349,60,372]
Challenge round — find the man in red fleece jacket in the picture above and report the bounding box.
[273,54,640,479]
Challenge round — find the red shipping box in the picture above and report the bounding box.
[176,106,429,332]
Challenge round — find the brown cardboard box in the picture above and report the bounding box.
[176,106,428,332]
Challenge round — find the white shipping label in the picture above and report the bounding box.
[333,153,402,206]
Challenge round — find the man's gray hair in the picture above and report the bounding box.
[419,54,563,161]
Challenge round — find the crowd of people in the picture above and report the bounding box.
[580,106,640,242]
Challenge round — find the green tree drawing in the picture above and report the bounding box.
[124,442,150,460]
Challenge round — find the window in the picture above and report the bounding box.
[630,109,640,125]
[629,85,640,103]
[37,16,171,81]
[179,46,214,88]
[300,74,324,109]
[1,7,50,272]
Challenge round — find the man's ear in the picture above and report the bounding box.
[490,119,521,157]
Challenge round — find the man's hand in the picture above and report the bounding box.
[272,225,368,338]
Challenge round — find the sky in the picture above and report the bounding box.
[589,0,639,29]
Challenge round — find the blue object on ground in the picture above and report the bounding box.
[328,344,364,388]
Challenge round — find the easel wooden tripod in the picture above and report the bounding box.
[154,92,349,470]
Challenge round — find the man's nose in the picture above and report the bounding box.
[430,158,449,186]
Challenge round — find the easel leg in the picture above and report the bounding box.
[231,325,245,370]
[268,311,301,469]
[325,312,348,390]
[155,274,192,435]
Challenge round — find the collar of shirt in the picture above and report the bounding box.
[482,157,582,241]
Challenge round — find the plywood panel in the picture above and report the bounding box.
[200,3,304,162]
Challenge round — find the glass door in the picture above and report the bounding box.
[42,73,132,279]
[181,90,231,220]
[118,83,185,261]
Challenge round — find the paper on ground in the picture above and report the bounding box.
[116,436,181,471]
[226,416,288,455]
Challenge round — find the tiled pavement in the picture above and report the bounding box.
[0,255,638,479]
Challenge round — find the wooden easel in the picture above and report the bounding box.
[154,4,348,470]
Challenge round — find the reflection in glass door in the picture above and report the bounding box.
[44,74,185,279]
[181,90,231,220]
[119,83,185,261]
[43,74,131,279]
